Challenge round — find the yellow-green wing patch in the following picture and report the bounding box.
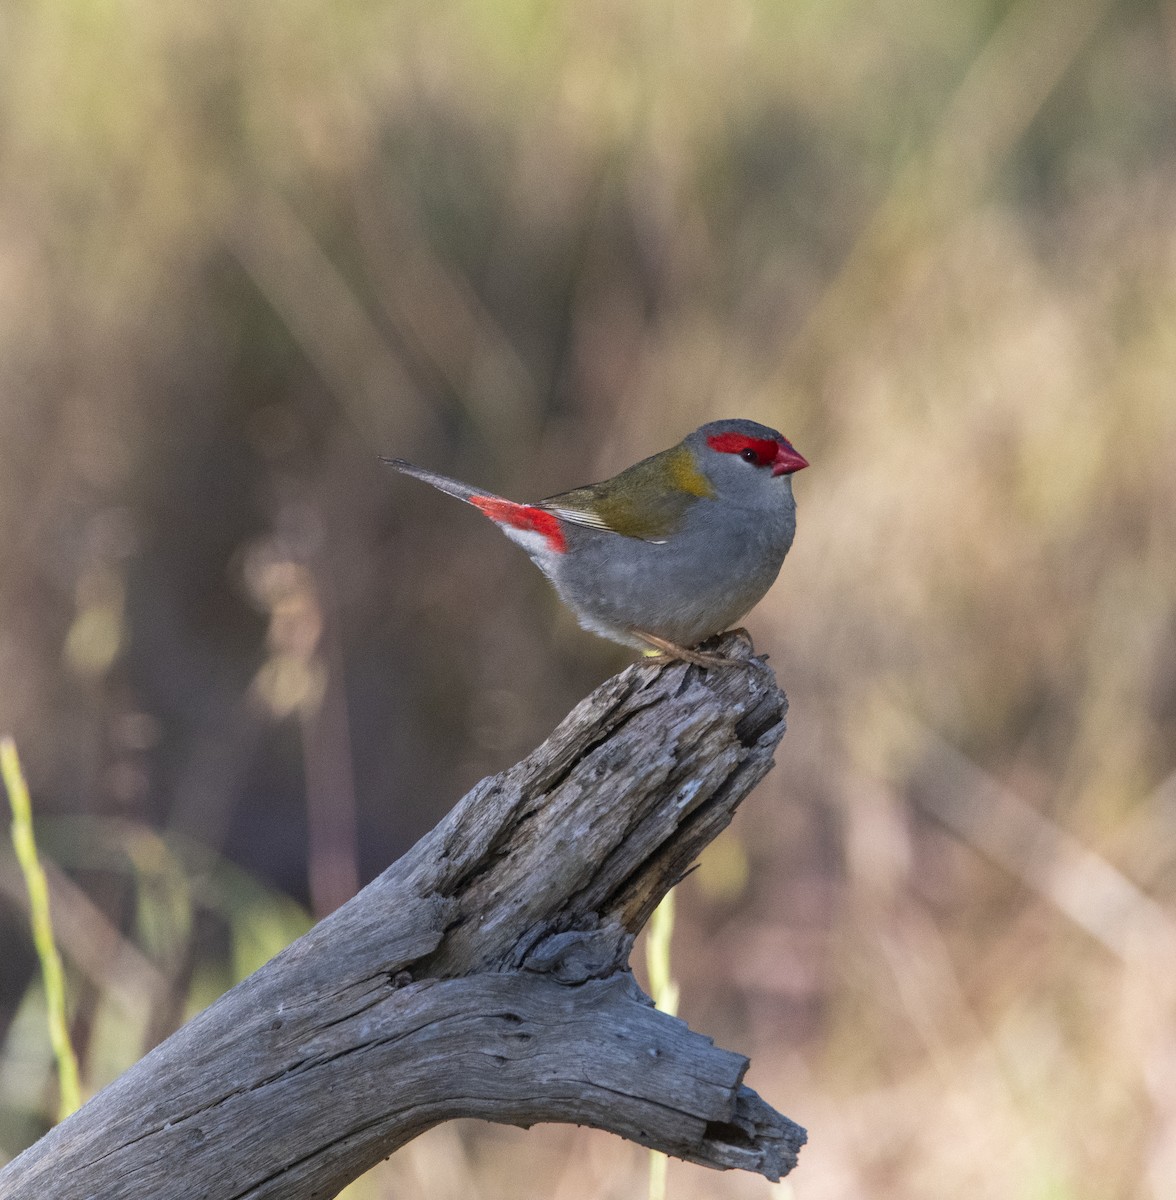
[541,445,713,541]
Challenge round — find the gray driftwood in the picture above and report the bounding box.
[0,632,806,1198]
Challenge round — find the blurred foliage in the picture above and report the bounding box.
[1,739,80,1121]
[1,0,1176,1195]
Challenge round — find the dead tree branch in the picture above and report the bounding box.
[0,632,806,1198]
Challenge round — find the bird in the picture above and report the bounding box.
[385,418,807,667]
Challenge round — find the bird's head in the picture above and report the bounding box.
[683,418,808,501]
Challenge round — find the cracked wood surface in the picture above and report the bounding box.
[0,632,806,1198]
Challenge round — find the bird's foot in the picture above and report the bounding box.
[634,631,747,670]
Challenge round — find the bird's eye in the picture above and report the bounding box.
[741,447,760,464]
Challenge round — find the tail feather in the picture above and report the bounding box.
[381,457,505,507]
[384,456,568,556]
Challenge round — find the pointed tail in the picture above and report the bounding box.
[381,457,500,506]
[382,457,568,555]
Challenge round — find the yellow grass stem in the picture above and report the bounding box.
[646,890,679,1200]
[1,736,81,1121]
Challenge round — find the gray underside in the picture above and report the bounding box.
[541,484,797,649]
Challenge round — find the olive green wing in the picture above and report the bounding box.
[540,444,714,542]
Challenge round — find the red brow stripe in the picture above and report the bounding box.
[706,432,780,466]
[470,496,567,553]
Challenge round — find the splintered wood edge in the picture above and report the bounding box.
[405,630,788,976]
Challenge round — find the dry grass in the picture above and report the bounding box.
[1,0,1175,1195]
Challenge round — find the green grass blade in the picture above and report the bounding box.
[646,890,679,1200]
[2,736,82,1121]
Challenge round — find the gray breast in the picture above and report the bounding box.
[548,486,797,648]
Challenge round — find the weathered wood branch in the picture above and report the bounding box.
[0,632,806,1198]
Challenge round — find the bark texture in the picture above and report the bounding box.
[0,632,806,1198]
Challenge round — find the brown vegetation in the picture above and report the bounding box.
[1,1,1175,1196]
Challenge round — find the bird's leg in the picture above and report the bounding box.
[633,630,745,669]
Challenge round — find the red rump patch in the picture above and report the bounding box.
[470,496,567,553]
[706,432,781,467]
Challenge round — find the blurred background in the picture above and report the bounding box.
[1,0,1175,1195]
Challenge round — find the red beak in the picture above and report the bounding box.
[772,439,809,476]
